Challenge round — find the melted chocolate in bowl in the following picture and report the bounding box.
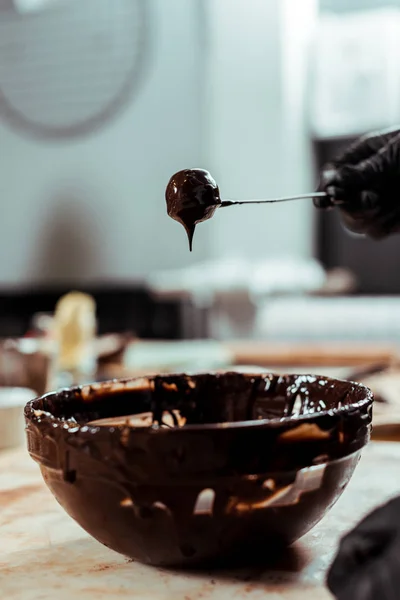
[25,372,373,567]
[165,169,221,250]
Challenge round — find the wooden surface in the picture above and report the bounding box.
[367,372,400,441]
[1,442,400,600]
[226,341,398,367]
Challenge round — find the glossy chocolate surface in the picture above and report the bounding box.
[25,372,373,567]
[165,169,221,250]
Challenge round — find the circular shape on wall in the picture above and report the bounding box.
[0,0,150,140]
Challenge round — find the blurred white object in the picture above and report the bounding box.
[249,258,325,298]
[257,296,400,343]
[52,292,97,387]
[30,313,54,337]
[148,258,249,308]
[149,257,326,340]
[0,387,35,450]
[0,339,52,396]
[310,9,400,138]
[148,257,325,306]
[125,340,233,373]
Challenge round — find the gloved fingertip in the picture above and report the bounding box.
[319,165,341,190]
[327,497,400,597]
[327,186,347,203]
[334,164,373,191]
[361,190,380,210]
[339,158,383,190]
[313,195,334,209]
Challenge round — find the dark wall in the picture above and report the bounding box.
[315,138,400,293]
[315,0,400,292]
[0,284,183,339]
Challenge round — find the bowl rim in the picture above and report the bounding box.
[24,372,374,434]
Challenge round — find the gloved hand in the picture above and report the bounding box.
[315,127,400,238]
[327,496,400,600]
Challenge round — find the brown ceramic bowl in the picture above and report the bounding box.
[25,372,373,567]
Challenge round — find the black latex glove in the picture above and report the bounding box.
[327,496,400,600]
[315,127,400,238]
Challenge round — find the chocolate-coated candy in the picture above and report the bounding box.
[166,168,221,250]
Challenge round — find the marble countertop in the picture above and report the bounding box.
[1,442,400,600]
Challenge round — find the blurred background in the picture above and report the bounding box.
[2,0,400,418]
